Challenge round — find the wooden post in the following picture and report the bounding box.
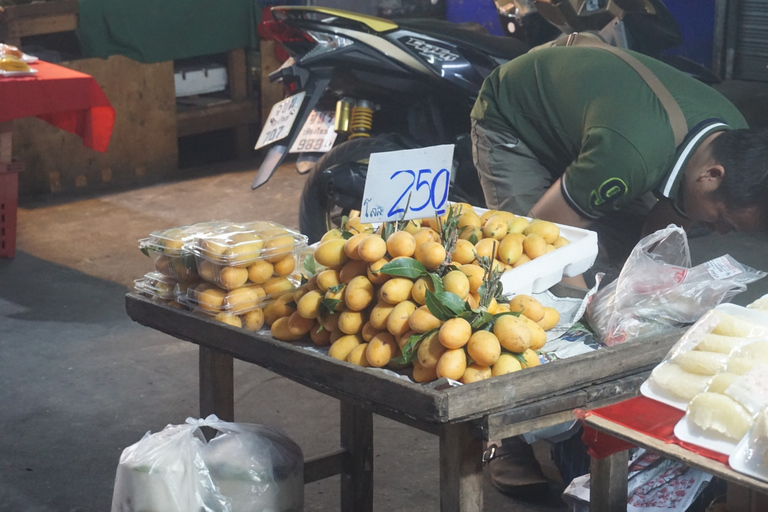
[340,401,373,512]
[439,422,483,512]
[0,120,20,258]
[259,40,285,129]
[199,346,234,421]
[227,48,253,159]
[590,450,629,512]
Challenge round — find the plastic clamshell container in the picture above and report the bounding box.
[472,208,598,296]
[190,221,308,269]
[134,272,180,301]
[142,221,231,256]
[139,221,232,282]
[179,277,300,317]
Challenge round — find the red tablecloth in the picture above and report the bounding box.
[0,60,115,152]
[580,396,730,465]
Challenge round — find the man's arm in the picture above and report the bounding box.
[528,178,592,288]
[528,178,593,229]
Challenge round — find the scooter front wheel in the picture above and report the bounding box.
[298,134,413,243]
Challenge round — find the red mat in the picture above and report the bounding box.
[581,395,729,465]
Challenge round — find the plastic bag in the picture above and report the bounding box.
[111,415,304,512]
[586,225,766,346]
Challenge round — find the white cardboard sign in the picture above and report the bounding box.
[360,144,454,223]
[289,110,338,153]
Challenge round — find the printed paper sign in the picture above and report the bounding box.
[360,144,454,223]
[254,91,306,150]
[289,110,338,153]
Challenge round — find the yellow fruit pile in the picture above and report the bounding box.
[267,207,563,384]
[452,204,570,269]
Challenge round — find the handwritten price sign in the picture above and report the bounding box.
[360,144,454,223]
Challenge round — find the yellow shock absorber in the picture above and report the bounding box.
[334,98,354,134]
[349,100,374,139]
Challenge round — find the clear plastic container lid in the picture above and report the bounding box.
[134,272,180,300]
[190,221,308,267]
[139,220,233,257]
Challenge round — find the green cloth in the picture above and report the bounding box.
[471,46,748,219]
[78,0,258,63]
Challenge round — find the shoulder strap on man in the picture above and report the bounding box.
[561,32,688,147]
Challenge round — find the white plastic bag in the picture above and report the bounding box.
[586,225,766,346]
[111,415,304,512]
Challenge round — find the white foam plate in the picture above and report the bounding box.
[472,208,599,296]
[640,378,690,412]
[674,414,740,456]
[21,53,38,63]
[729,435,768,483]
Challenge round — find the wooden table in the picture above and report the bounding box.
[125,292,683,512]
[585,411,768,511]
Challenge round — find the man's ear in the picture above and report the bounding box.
[698,164,725,189]
[697,163,725,183]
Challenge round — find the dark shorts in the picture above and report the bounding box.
[470,119,554,215]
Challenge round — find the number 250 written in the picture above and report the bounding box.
[388,168,449,218]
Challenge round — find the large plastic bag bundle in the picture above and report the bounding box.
[111,415,304,512]
[202,418,304,512]
[586,225,766,346]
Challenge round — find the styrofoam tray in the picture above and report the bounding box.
[472,208,598,296]
[640,378,691,412]
[729,435,768,483]
[674,414,740,456]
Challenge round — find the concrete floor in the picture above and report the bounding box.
[2,80,768,511]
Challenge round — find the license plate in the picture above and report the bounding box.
[254,91,306,150]
[289,110,338,154]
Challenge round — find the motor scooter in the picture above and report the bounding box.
[253,1,718,242]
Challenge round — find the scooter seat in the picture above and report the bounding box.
[395,18,530,61]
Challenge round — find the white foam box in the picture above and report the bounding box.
[174,64,228,98]
[473,208,598,296]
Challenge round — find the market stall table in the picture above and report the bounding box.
[583,396,768,511]
[0,59,114,258]
[125,291,684,512]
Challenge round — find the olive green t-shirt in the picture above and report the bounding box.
[470,46,748,219]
